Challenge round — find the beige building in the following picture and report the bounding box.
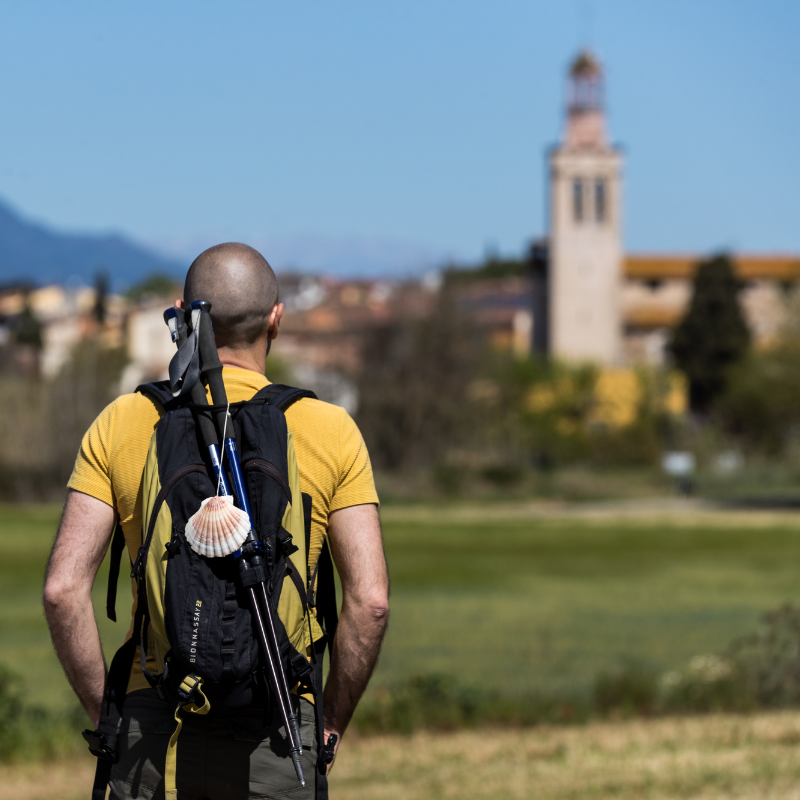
[621,255,799,364]
[0,284,125,377]
[545,51,799,366]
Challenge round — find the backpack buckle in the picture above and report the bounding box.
[177,674,202,706]
[82,729,118,763]
[130,546,146,579]
[291,653,312,680]
[319,733,338,767]
[277,529,299,557]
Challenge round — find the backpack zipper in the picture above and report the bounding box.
[243,459,292,504]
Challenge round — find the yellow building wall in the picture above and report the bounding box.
[590,368,687,427]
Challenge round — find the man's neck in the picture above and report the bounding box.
[218,349,266,375]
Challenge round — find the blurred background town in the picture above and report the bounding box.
[3,3,800,799]
[2,46,798,505]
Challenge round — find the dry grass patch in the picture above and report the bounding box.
[0,756,96,800]
[332,711,800,800]
[6,711,800,799]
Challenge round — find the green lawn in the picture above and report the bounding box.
[378,507,800,700]
[0,504,120,711]
[3,502,800,712]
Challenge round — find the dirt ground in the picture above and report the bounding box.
[5,710,800,800]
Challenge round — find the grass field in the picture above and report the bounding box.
[5,500,800,797]
[378,501,800,702]
[4,499,800,713]
[5,710,800,799]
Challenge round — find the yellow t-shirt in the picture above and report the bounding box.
[68,367,379,689]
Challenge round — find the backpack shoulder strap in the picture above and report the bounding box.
[105,522,127,622]
[135,380,176,408]
[315,537,339,648]
[83,636,138,799]
[252,383,318,412]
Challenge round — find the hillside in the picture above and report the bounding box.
[0,200,181,288]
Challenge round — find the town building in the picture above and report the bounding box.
[541,51,800,366]
[548,51,623,364]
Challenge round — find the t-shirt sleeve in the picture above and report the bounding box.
[330,409,380,512]
[67,399,118,509]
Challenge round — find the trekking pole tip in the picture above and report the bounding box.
[292,755,305,787]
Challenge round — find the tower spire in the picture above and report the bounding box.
[564,50,606,150]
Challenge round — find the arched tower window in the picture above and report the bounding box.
[573,179,584,222]
[595,179,606,223]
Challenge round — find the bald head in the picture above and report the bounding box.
[184,243,279,349]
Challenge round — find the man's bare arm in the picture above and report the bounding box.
[323,503,389,772]
[43,489,116,727]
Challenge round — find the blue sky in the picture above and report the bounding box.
[0,1,796,272]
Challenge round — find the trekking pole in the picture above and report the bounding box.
[163,307,231,497]
[188,299,306,787]
[164,305,304,780]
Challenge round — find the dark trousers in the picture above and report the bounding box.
[109,689,318,800]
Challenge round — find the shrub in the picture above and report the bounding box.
[0,665,24,754]
[481,464,525,487]
[432,464,470,496]
[728,603,800,708]
[352,674,590,734]
[659,654,747,713]
[594,662,658,717]
[718,345,800,456]
[0,664,83,762]
[354,674,483,734]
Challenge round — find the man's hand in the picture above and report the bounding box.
[322,503,389,774]
[43,490,116,727]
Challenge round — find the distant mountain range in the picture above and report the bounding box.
[0,197,466,290]
[0,199,182,290]
[155,233,461,279]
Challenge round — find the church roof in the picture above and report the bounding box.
[570,50,602,77]
[625,254,800,282]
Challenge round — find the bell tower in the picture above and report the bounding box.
[548,51,623,364]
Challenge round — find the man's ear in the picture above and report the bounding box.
[268,303,284,341]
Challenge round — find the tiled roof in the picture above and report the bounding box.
[625,255,800,281]
[623,307,683,328]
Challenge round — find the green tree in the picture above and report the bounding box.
[669,254,750,414]
[355,288,482,470]
[717,344,800,455]
[14,302,43,349]
[125,272,181,303]
[49,340,129,481]
[93,271,109,324]
[487,353,597,468]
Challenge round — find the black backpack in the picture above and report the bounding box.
[84,382,339,800]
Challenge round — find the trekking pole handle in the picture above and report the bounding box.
[188,300,305,781]
[189,301,230,434]
[163,306,231,497]
[163,307,186,343]
[190,300,251,517]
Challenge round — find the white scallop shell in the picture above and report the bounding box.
[184,495,250,557]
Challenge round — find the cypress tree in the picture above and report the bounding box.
[669,254,750,414]
[93,271,109,325]
[14,302,43,350]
